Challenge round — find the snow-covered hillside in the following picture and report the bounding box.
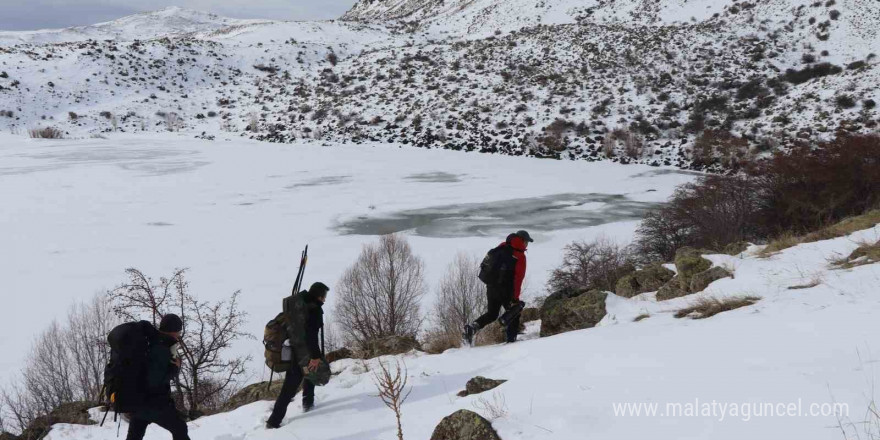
[1,0,877,170]
[42,223,880,440]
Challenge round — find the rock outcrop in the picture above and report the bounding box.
[540,289,607,337]
[430,410,502,440]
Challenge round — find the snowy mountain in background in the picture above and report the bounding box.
[0,0,878,169]
[0,7,267,46]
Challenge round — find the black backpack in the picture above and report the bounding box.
[103,321,153,414]
[478,245,513,286]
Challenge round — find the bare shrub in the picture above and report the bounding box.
[424,254,486,353]
[163,112,183,132]
[28,127,64,139]
[0,294,117,433]
[108,268,252,417]
[547,237,635,294]
[634,175,766,262]
[335,234,426,350]
[751,134,880,235]
[692,129,750,169]
[372,359,411,440]
[473,391,509,420]
[604,128,644,159]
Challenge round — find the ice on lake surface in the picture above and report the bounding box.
[335,193,660,238]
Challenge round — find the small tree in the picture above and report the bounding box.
[335,234,426,350]
[425,254,486,352]
[373,359,411,440]
[108,268,252,417]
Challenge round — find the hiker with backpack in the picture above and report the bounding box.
[104,314,190,440]
[265,282,330,429]
[464,230,533,345]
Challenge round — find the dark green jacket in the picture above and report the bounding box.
[143,331,180,406]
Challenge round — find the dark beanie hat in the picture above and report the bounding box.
[309,282,329,296]
[159,314,183,333]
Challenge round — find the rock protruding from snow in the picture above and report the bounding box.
[540,289,607,337]
[360,335,421,359]
[673,247,713,290]
[430,409,502,440]
[326,347,354,363]
[689,266,733,293]
[20,401,98,440]
[457,376,507,397]
[615,263,675,298]
[221,380,287,412]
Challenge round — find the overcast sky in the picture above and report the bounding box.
[0,0,359,31]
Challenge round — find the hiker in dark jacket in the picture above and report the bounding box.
[266,282,328,429]
[465,230,533,344]
[126,314,189,440]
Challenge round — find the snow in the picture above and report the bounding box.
[0,132,693,384]
[39,222,880,440]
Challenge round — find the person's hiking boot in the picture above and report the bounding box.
[302,400,314,413]
[463,322,478,346]
[266,421,280,430]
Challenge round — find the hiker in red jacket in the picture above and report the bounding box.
[465,230,533,344]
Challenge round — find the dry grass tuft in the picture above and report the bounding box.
[759,210,880,257]
[831,240,880,269]
[28,127,64,139]
[674,296,760,319]
[633,313,650,322]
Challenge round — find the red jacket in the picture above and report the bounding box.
[506,236,528,301]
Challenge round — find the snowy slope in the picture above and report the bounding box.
[42,224,880,440]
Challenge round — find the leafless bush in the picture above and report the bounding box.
[547,237,635,294]
[163,112,183,132]
[424,254,486,353]
[372,359,411,440]
[28,127,64,139]
[108,268,252,417]
[605,128,644,159]
[0,294,117,433]
[473,391,509,420]
[634,175,766,262]
[335,234,426,350]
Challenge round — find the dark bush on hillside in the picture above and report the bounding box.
[782,63,842,84]
[834,95,856,109]
[29,127,64,139]
[634,175,765,262]
[547,238,635,294]
[751,134,880,234]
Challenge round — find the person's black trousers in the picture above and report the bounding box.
[474,288,520,343]
[267,363,316,426]
[126,404,190,440]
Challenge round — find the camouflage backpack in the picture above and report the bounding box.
[263,292,330,386]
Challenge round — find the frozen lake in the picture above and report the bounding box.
[0,133,696,383]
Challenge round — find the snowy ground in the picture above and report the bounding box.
[42,224,880,440]
[0,132,695,383]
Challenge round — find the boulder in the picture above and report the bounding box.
[655,277,690,301]
[457,376,507,397]
[474,322,506,346]
[674,247,712,289]
[430,409,502,440]
[360,335,421,359]
[326,347,353,363]
[520,307,540,323]
[689,266,733,293]
[615,264,675,298]
[19,401,98,440]
[221,379,288,412]
[539,289,607,337]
